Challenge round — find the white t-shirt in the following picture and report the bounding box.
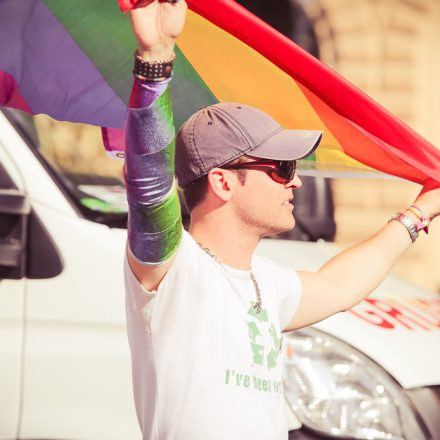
[124,230,302,440]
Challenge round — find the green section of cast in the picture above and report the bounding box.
[133,186,181,234]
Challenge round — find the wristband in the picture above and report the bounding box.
[407,204,430,234]
[389,212,418,243]
[133,51,175,82]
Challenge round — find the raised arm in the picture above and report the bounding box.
[285,182,440,331]
[125,0,187,291]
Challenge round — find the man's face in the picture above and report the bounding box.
[230,159,302,237]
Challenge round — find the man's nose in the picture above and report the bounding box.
[285,173,302,189]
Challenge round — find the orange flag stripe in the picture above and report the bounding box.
[178,11,372,173]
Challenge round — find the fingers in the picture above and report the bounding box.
[414,179,440,221]
[130,0,181,8]
[133,0,155,7]
[158,0,187,8]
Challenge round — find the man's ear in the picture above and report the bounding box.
[207,168,234,202]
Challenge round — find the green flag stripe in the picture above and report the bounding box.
[42,0,218,126]
[172,47,219,129]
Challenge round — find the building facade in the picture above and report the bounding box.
[300,0,440,292]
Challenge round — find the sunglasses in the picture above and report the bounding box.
[222,159,297,184]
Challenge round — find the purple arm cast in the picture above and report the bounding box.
[124,78,182,264]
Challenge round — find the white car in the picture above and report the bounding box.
[0,108,439,440]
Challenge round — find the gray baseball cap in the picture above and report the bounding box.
[175,102,322,187]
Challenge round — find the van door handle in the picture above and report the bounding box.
[0,189,31,215]
[0,189,30,269]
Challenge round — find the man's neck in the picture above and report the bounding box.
[188,213,260,270]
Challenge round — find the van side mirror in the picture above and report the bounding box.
[0,189,31,279]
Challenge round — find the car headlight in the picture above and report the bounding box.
[283,327,427,440]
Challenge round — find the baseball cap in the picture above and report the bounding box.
[175,102,322,187]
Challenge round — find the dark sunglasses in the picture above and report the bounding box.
[223,159,297,184]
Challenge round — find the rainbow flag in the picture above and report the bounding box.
[1,0,439,184]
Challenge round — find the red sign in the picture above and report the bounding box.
[349,298,440,331]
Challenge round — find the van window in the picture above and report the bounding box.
[5,109,128,228]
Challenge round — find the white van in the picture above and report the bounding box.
[0,108,439,440]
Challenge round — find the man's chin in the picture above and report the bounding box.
[262,219,295,238]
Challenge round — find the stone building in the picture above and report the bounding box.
[298,0,440,292]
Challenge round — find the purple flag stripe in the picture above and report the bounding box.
[0,0,126,127]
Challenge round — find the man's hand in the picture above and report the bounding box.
[413,180,440,221]
[130,0,187,62]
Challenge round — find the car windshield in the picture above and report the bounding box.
[4,108,336,241]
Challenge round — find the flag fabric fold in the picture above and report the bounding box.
[0,0,439,185]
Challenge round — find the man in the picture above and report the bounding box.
[123,1,440,439]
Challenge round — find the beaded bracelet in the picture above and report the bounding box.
[133,51,175,82]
